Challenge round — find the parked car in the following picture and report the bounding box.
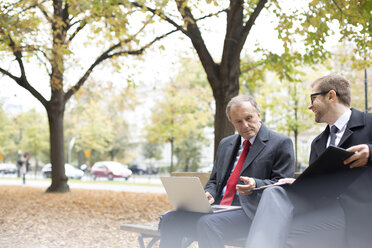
[91,161,132,180]
[42,163,84,179]
[130,164,148,175]
[130,164,158,175]
[0,163,18,174]
[148,165,159,175]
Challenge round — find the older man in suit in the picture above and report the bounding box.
[245,74,372,248]
[159,95,294,248]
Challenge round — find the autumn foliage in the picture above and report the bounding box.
[0,186,171,247]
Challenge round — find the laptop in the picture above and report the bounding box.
[160,176,242,214]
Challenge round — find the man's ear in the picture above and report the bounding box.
[328,90,337,102]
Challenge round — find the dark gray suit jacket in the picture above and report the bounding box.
[309,108,372,247]
[204,123,295,219]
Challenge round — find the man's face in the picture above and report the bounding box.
[308,87,330,123]
[229,101,261,140]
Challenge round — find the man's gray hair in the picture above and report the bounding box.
[226,95,260,121]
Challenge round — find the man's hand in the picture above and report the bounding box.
[276,178,296,185]
[205,192,215,204]
[236,176,256,195]
[345,144,370,168]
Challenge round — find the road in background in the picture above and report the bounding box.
[0,174,165,194]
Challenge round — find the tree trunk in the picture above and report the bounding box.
[169,138,174,173]
[78,151,82,167]
[213,88,237,157]
[110,151,114,161]
[294,94,299,172]
[46,92,69,193]
[175,0,255,157]
[184,158,190,172]
[294,129,298,172]
[34,157,39,179]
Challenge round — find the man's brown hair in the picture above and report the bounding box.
[311,74,351,106]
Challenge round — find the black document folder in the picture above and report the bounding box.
[290,146,364,198]
[252,146,363,197]
[294,146,354,184]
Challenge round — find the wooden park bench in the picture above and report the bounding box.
[121,171,302,248]
[120,221,161,248]
[120,172,211,248]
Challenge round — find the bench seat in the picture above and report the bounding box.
[121,222,160,248]
[121,172,301,247]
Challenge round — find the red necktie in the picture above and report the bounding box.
[220,140,251,206]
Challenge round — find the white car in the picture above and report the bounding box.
[42,163,84,179]
[0,163,18,174]
[91,161,132,180]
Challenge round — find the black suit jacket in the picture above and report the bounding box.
[310,108,372,165]
[204,123,295,219]
[309,108,372,247]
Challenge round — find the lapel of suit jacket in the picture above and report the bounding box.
[312,108,364,157]
[312,127,329,159]
[241,123,269,172]
[338,108,365,147]
[221,134,241,179]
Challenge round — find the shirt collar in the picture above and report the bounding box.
[331,109,351,132]
[240,135,256,147]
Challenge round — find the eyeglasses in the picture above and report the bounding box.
[310,90,330,104]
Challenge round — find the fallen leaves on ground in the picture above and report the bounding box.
[0,186,172,248]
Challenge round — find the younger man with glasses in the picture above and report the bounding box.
[245,74,372,248]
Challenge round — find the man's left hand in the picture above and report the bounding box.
[345,144,370,168]
[236,176,256,195]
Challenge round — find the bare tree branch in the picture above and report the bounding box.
[195,8,227,22]
[331,0,343,20]
[65,28,178,102]
[131,1,227,39]
[240,60,265,74]
[37,2,52,23]
[19,44,51,75]
[238,0,268,52]
[0,65,49,108]
[34,52,51,76]
[8,35,26,81]
[109,29,178,58]
[0,67,18,82]
[332,0,343,13]
[0,34,49,107]
[130,0,229,92]
[130,1,189,37]
[67,20,87,44]
[130,13,156,39]
[4,0,40,15]
[228,0,268,76]
[175,0,219,91]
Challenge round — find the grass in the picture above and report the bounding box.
[0,175,164,187]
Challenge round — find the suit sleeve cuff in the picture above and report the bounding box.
[254,178,265,188]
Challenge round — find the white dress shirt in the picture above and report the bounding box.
[327,109,352,147]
